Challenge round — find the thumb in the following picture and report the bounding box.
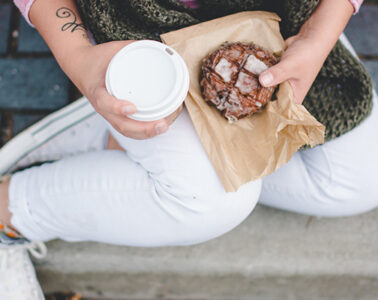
[259,59,293,87]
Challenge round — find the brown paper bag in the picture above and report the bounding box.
[161,11,325,192]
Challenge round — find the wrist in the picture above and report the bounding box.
[295,27,331,60]
[58,44,95,94]
[296,0,354,56]
[71,40,136,98]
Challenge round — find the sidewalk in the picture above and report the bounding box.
[0,1,377,299]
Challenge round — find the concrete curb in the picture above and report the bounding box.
[36,205,378,299]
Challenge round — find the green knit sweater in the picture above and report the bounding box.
[75,0,373,143]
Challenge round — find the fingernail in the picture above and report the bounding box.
[122,106,135,115]
[260,72,273,86]
[155,122,168,135]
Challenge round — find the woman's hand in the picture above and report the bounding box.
[259,0,354,105]
[73,41,169,139]
[30,0,168,140]
[259,34,326,105]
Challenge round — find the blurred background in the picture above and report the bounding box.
[0,0,377,299]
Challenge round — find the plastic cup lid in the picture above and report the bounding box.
[106,40,189,121]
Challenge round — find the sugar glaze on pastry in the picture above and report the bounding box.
[200,42,278,122]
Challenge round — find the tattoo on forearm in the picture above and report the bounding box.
[56,7,89,40]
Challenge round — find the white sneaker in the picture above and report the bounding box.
[0,242,47,300]
[0,97,109,175]
[0,175,47,299]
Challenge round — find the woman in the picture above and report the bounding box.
[1,0,377,298]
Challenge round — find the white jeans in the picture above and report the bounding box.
[8,35,378,245]
[9,108,262,245]
[260,90,378,217]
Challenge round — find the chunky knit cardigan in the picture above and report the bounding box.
[15,0,373,144]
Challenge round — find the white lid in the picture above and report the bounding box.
[106,40,189,121]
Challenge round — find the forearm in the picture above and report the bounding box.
[29,0,92,92]
[298,0,354,57]
[19,0,170,139]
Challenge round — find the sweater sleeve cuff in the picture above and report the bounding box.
[349,0,363,14]
[13,0,35,27]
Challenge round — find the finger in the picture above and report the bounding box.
[259,58,295,87]
[121,119,168,139]
[93,87,136,117]
[110,115,169,140]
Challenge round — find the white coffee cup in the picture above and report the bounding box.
[106,40,190,124]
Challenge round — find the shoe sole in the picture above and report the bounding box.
[0,97,96,175]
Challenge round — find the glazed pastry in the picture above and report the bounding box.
[200,42,278,122]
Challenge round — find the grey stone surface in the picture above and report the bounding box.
[363,60,378,89]
[18,18,50,53]
[345,5,378,56]
[0,58,69,110]
[13,113,46,134]
[36,205,378,299]
[0,4,11,55]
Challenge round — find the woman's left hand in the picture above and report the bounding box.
[258,0,354,105]
[258,34,327,105]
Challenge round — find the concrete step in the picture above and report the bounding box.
[35,205,378,300]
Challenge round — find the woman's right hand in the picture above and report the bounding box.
[72,41,169,139]
[29,0,169,140]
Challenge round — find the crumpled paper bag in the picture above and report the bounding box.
[161,11,325,192]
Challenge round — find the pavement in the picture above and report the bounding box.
[0,1,378,299]
[0,0,78,146]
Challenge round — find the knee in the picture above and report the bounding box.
[166,179,262,245]
[342,184,378,216]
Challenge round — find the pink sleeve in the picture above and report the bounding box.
[13,0,35,27]
[349,0,363,13]
[178,0,201,9]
